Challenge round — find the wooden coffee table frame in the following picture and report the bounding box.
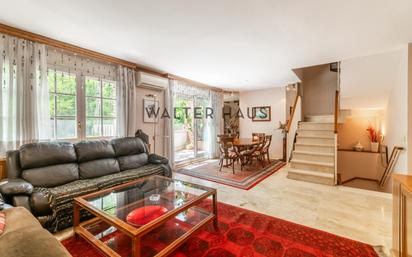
[73,175,218,257]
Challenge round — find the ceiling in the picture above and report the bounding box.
[1,0,412,90]
[340,50,404,109]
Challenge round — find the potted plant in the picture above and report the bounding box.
[366,125,382,153]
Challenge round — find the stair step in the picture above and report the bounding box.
[292,150,334,163]
[298,122,334,131]
[296,135,334,145]
[290,159,335,173]
[297,129,335,137]
[296,135,334,139]
[287,168,335,185]
[290,159,334,167]
[294,143,335,154]
[293,150,334,156]
[294,143,335,148]
[305,115,334,123]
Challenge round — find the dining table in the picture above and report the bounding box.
[232,138,263,148]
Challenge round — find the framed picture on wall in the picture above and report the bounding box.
[143,98,159,123]
[252,106,271,122]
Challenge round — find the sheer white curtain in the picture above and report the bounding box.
[208,90,223,158]
[0,34,49,155]
[117,66,136,137]
[164,79,175,165]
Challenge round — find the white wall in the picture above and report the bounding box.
[135,86,165,156]
[239,87,285,159]
[383,45,408,173]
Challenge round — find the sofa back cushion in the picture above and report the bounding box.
[111,137,147,156]
[111,137,148,171]
[22,163,79,187]
[19,142,76,170]
[75,140,115,162]
[75,140,120,179]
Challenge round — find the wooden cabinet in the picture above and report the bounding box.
[392,174,412,257]
[0,158,6,179]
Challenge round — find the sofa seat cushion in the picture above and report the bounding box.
[0,207,71,257]
[22,163,79,187]
[0,212,4,235]
[79,158,120,179]
[46,179,99,208]
[90,164,166,189]
[117,153,148,171]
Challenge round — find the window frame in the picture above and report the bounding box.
[47,68,118,141]
[84,76,117,139]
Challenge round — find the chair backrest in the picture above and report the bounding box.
[219,137,234,156]
[264,135,272,150]
[252,133,265,142]
[217,134,233,143]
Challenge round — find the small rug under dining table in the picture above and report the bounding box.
[62,201,380,257]
[175,159,286,190]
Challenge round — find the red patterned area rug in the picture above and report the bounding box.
[62,201,378,257]
[175,159,286,190]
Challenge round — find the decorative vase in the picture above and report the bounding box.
[353,141,364,152]
[371,142,379,153]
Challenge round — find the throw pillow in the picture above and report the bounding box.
[0,212,5,235]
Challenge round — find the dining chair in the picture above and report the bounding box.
[240,140,266,168]
[261,135,272,164]
[252,133,265,142]
[218,137,238,173]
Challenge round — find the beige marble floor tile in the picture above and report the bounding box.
[173,167,393,254]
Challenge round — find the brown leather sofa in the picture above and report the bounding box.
[0,137,171,232]
[0,207,72,257]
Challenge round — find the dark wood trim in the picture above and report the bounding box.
[0,23,223,91]
[340,176,379,185]
[338,149,380,153]
[334,90,339,134]
[0,158,6,179]
[286,94,299,132]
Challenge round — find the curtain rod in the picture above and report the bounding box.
[0,22,224,92]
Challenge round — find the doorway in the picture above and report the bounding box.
[173,95,208,163]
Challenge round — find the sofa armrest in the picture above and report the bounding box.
[0,178,34,196]
[148,154,169,165]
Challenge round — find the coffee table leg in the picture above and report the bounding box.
[132,237,141,257]
[213,192,218,229]
[73,202,80,239]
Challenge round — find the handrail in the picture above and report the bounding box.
[334,90,339,133]
[286,93,299,133]
[379,146,405,187]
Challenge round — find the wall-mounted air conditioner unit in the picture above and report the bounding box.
[136,71,168,91]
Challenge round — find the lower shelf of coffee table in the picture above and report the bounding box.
[76,206,214,257]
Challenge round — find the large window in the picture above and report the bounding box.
[47,70,117,140]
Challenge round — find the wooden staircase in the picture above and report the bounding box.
[286,115,337,185]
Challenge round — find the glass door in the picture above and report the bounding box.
[194,97,209,159]
[174,95,195,162]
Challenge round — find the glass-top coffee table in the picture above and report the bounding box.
[73,175,217,257]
